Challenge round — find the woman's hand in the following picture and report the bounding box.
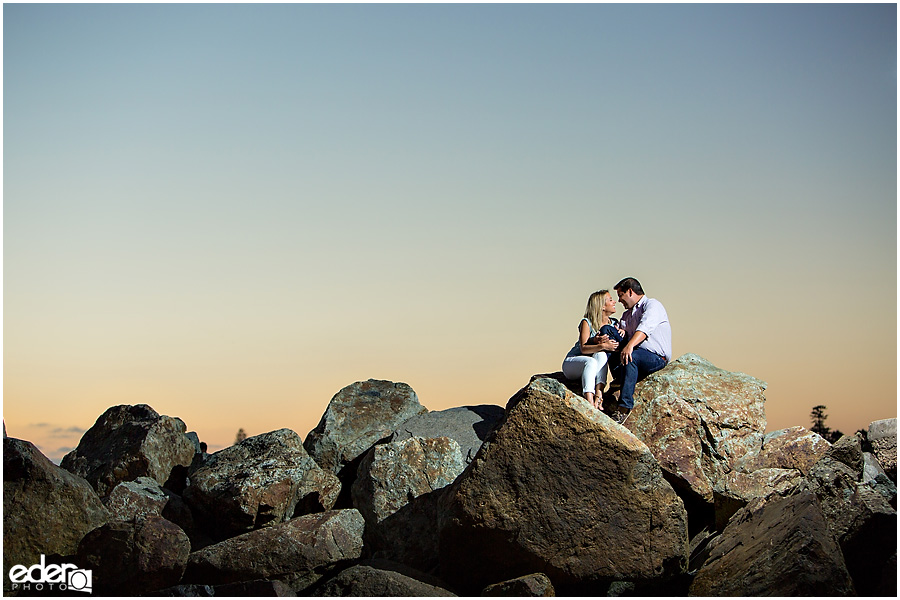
[598,334,619,352]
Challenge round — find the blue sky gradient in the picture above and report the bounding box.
[4,3,896,459]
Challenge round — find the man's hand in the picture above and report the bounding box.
[620,331,647,365]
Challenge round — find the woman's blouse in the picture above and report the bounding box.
[565,317,619,358]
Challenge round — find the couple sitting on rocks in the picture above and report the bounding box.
[562,277,672,425]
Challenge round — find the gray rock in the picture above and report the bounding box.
[354,436,465,523]
[747,426,831,475]
[868,418,897,482]
[806,453,896,596]
[712,467,802,530]
[625,354,767,504]
[313,565,456,596]
[304,380,427,480]
[689,491,855,596]
[183,509,364,587]
[3,437,110,592]
[861,453,897,509]
[183,428,340,540]
[605,581,636,596]
[60,404,196,496]
[482,573,555,596]
[185,432,203,454]
[391,405,505,463]
[102,476,169,521]
[352,436,465,569]
[863,451,888,483]
[76,515,191,596]
[439,378,688,593]
[828,433,865,475]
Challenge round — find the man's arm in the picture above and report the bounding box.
[635,299,666,338]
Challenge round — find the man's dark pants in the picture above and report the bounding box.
[600,325,667,410]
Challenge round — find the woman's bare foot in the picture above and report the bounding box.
[592,384,605,409]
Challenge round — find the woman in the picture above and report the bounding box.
[562,290,620,409]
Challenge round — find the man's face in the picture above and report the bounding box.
[617,289,639,310]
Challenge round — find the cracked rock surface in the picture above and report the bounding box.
[182,509,364,589]
[626,354,768,503]
[438,377,688,593]
[351,436,465,570]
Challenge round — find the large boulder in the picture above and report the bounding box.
[182,509,364,588]
[625,354,767,504]
[827,433,865,474]
[304,380,427,483]
[352,436,465,568]
[862,452,897,508]
[805,438,897,596]
[312,564,456,597]
[102,477,170,521]
[438,378,688,593]
[746,426,831,474]
[390,405,505,463]
[712,467,802,530]
[3,437,110,591]
[868,418,897,482]
[689,491,855,596]
[76,515,191,596]
[60,404,196,496]
[183,428,340,540]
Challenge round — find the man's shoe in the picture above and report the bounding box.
[611,407,631,425]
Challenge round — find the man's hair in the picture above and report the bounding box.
[614,277,644,295]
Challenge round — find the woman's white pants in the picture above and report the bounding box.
[562,353,609,395]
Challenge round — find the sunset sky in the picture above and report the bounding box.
[4,3,896,462]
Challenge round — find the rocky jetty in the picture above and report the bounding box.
[3,355,896,596]
[183,428,340,540]
[60,404,196,496]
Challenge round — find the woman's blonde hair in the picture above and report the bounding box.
[583,290,610,332]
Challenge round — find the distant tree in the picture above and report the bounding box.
[826,429,845,443]
[810,405,831,438]
[235,428,247,445]
[810,405,847,443]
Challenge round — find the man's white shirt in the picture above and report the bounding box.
[621,296,672,361]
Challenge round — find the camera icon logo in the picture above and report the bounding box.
[67,568,93,593]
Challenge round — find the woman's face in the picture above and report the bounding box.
[602,293,617,314]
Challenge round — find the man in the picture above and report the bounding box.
[605,277,672,424]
